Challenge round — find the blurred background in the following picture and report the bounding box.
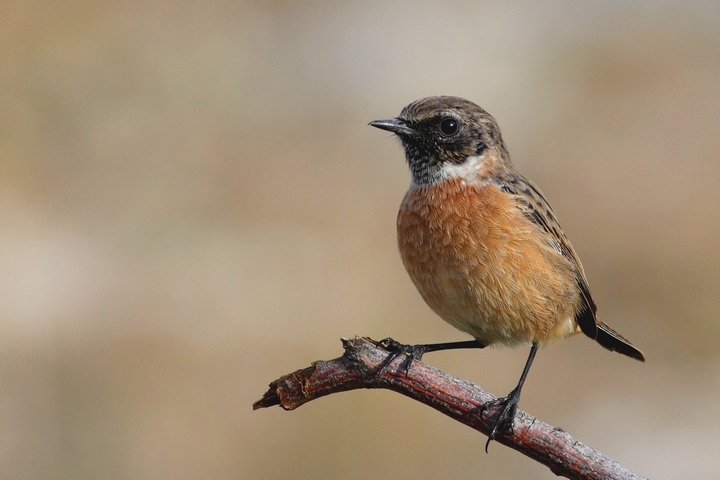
[1,1,719,478]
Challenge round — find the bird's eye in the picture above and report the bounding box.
[440,118,459,135]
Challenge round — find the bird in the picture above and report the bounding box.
[369,96,644,450]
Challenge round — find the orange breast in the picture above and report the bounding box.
[397,178,582,346]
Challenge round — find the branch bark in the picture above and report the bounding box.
[253,336,645,480]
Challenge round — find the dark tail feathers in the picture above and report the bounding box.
[595,321,645,362]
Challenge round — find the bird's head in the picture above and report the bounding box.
[370,96,510,185]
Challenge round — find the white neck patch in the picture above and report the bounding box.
[439,155,484,183]
[408,154,491,188]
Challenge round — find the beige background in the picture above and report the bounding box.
[1,1,719,479]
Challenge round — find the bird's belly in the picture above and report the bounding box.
[397,181,580,346]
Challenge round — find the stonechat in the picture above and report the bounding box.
[369,96,644,449]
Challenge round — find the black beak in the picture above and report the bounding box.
[368,118,415,136]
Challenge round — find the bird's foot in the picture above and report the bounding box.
[479,387,521,452]
[372,338,429,381]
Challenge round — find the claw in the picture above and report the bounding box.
[480,387,521,452]
[373,338,428,381]
[478,342,538,452]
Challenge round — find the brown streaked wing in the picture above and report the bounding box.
[495,173,598,339]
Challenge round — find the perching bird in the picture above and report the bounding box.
[369,96,644,450]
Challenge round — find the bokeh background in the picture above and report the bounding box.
[1,1,719,478]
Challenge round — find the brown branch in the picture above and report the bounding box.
[254,336,646,480]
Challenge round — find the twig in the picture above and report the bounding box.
[253,336,646,480]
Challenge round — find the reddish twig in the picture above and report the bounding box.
[253,336,645,480]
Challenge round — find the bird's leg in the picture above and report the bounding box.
[373,338,485,379]
[481,342,539,452]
